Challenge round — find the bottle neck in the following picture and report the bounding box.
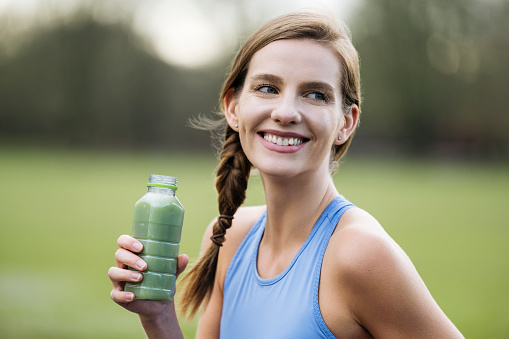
[146,174,178,196]
[147,186,176,196]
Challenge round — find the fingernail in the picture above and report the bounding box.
[131,272,142,281]
[136,260,146,270]
[132,242,142,251]
[125,293,134,302]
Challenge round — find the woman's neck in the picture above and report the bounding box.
[259,168,339,252]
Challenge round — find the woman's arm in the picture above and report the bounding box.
[195,206,267,338]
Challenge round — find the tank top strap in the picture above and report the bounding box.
[304,195,355,255]
[312,195,355,337]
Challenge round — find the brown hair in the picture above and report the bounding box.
[180,11,361,317]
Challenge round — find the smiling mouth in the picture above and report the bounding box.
[261,132,308,146]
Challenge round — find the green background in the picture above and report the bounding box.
[1,146,507,338]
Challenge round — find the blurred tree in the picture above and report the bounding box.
[0,9,226,151]
[0,0,507,159]
[351,0,509,158]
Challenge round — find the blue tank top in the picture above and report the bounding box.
[220,196,355,339]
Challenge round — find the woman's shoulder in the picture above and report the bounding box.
[202,205,267,284]
[202,205,266,249]
[202,205,266,243]
[324,208,438,327]
[226,205,267,247]
[233,205,268,227]
[323,210,464,337]
[327,207,414,283]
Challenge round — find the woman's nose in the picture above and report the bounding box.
[270,94,302,125]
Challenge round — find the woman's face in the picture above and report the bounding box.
[224,38,357,179]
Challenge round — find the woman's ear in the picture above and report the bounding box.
[334,104,359,145]
[224,88,239,131]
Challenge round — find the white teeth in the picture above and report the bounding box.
[263,133,303,146]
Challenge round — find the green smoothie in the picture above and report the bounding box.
[124,175,184,300]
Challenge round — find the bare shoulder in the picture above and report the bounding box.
[326,207,422,307]
[329,207,413,278]
[322,207,464,338]
[202,205,266,252]
[202,205,266,285]
[225,205,266,251]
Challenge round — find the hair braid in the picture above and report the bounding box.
[180,126,251,318]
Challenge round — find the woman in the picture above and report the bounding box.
[108,12,464,338]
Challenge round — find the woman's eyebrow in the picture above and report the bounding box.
[299,81,336,94]
[248,73,284,86]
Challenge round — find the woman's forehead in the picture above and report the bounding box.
[246,39,342,86]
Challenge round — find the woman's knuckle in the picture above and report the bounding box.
[115,248,123,258]
[117,234,132,247]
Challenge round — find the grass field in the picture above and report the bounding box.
[0,145,508,338]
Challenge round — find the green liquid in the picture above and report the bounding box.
[124,191,184,300]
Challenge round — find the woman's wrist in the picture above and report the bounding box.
[139,306,184,339]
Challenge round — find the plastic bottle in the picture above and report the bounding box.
[124,174,185,300]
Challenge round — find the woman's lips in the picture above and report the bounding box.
[258,130,309,153]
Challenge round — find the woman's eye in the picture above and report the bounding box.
[307,91,328,102]
[256,85,278,94]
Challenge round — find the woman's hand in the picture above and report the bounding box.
[108,234,189,319]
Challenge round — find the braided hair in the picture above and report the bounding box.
[179,126,251,317]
